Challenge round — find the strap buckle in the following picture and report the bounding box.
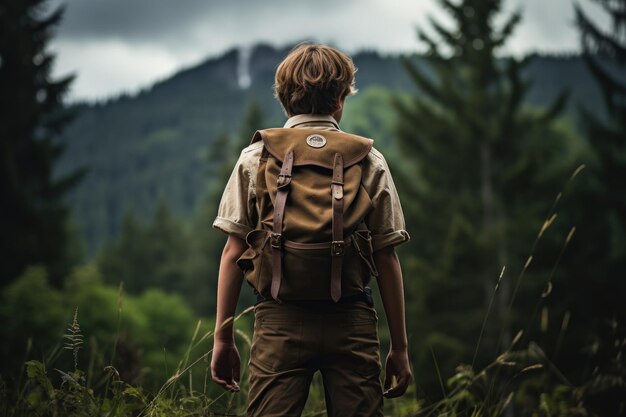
[277,174,291,190]
[270,233,283,249]
[331,240,345,256]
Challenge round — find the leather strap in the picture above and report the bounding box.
[330,153,344,302]
[270,150,294,303]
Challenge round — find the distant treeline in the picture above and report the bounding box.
[54,46,619,258]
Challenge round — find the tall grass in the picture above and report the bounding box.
[1,163,623,416]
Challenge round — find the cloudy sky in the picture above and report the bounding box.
[47,0,607,101]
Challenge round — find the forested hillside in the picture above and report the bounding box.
[54,43,611,256]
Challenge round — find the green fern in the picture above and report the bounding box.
[63,307,84,370]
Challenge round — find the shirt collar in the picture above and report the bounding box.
[283,114,340,129]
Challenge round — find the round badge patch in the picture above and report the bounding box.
[306,134,327,148]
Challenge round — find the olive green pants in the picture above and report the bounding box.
[247,299,384,417]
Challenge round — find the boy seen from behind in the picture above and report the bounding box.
[211,43,413,417]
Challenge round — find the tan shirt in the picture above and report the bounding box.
[212,114,410,251]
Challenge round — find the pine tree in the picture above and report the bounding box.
[576,0,626,116]
[573,0,626,268]
[185,99,264,314]
[0,0,86,287]
[239,99,264,146]
[97,210,148,294]
[561,3,626,410]
[97,200,190,294]
[392,0,576,396]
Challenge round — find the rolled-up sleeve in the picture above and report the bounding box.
[212,145,260,240]
[362,149,411,251]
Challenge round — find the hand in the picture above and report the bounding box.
[383,348,412,398]
[211,340,241,392]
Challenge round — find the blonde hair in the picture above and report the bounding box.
[273,43,358,116]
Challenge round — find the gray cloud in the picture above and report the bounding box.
[48,0,606,100]
[53,0,339,44]
[55,0,209,40]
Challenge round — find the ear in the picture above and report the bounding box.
[332,97,346,123]
[336,96,345,112]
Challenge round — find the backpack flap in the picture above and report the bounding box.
[257,128,374,242]
[255,128,373,170]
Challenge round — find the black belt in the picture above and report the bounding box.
[255,287,374,307]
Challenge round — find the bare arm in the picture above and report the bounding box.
[374,245,413,398]
[211,234,247,392]
[214,235,247,340]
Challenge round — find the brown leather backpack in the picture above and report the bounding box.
[236,127,379,303]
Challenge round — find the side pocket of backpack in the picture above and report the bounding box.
[236,230,271,292]
[353,228,379,278]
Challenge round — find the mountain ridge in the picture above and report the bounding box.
[54,43,612,256]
